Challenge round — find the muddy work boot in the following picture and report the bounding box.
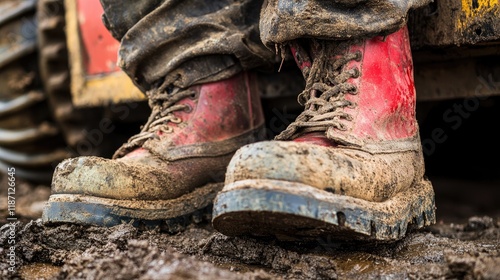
[212,27,436,242]
[42,71,265,232]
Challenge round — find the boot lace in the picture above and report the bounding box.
[276,40,362,141]
[113,86,195,158]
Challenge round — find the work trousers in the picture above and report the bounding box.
[100,0,430,92]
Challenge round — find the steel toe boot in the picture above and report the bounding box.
[42,71,265,231]
[212,27,436,241]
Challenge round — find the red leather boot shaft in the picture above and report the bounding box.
[288,26,419,151]
[338,26,417,147]
[116,71,265,159]
[155,72,264,146]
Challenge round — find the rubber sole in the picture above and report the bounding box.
[42,183,223,233]
[212,179,436,241]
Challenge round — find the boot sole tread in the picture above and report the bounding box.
[212,179,436,241]
[42,183,223,233]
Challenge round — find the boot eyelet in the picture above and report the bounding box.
[170,116,182,124]
[160,126,174,134]
[184,105,193,113]
[352,68,360,78]
[189,91,198,100]
[355,51,363,61]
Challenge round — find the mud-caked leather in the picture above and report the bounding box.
[43,71,265,230]
[212,27,436,241]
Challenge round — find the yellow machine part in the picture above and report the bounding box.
[458,0,500,31]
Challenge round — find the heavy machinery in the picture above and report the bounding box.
[1,0,499,183]
[0,0,65,182]
[0,0,147,182]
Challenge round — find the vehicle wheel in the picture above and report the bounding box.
[0,0,68,183]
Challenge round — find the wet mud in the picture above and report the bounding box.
[1,176,499,279]
[1,216,499,280]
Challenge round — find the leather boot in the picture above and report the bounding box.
[212,27,436,241]
[42,71,265,231]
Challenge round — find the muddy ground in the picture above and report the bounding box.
[1,174,499,280]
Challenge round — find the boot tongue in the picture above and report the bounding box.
[293,133,337,147]
[123,147,147,158]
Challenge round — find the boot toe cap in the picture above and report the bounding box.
[51,156,172,200]
[225,141,418,202]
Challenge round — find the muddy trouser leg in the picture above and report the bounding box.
[259,0,430,45]
[99,0,276,93]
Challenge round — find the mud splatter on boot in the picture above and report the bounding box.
[43,71,265,232]
[212,26,436,242]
